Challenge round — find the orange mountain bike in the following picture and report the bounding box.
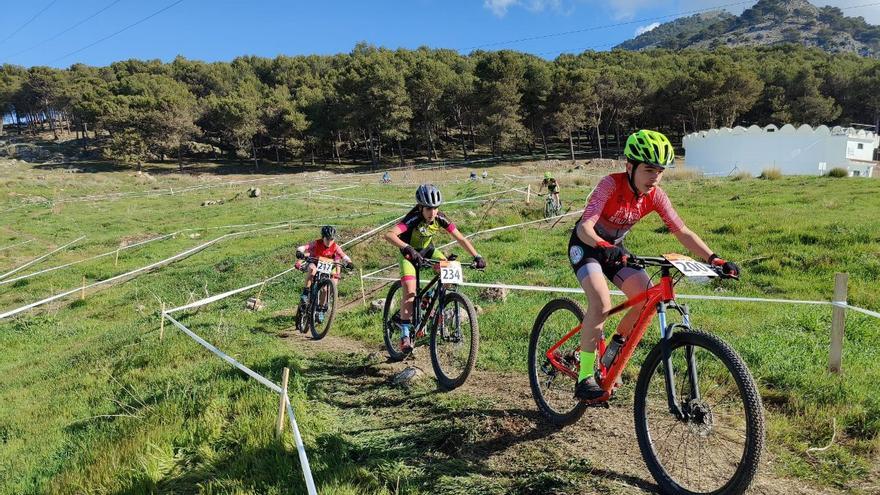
[528,254,765,495]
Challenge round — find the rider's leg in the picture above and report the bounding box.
[398,256,417,347]
[612,268,653,339]
[577,262,612,381]
[301,264,316,302]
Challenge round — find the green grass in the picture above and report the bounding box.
[1,157,879,493]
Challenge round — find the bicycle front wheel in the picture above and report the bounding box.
[430,291,479,390]
[527,298,588,426]
[382,281,408,362]
[309,278,337,340]
[634,329,764,495]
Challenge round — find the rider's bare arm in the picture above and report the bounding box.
[575,219,606,248]
[672,227,713,261]
[384,225,408,250]
[449,228,479,257]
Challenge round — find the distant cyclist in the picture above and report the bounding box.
[382,171,391,184]
[383,184,486,352]
[539,171,560,210]
[568,130,740,400]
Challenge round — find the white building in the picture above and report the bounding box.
[683,124,879,177]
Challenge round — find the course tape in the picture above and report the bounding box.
[361,277,880,320]
[286,397,319,495]
[0,223,294,320]
[0,236,86,281]
[166,267,298,313]
[162,313,283,393]
[0,239,33,252]
[0,233,174,287]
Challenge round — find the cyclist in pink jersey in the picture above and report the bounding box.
[568,130,741,400]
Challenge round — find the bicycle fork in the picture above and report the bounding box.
[658,302,699,421]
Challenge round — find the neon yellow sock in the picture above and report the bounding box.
[579,350,596,382]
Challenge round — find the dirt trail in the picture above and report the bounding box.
[279,321,840,495]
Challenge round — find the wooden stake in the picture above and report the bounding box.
[276,367,290,437]
[526,184,531,204]
[359,268,367,307]
[159,302,166,341]
[829,272,848,373]
[80,276,86,300]
[114,248,120,267]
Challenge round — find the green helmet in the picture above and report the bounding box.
[624,130,674,168]
[544,172,553,179]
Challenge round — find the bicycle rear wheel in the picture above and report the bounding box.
[309,278,337,340]
[634,329,764,495]
[430,291,479,390]
[527,298,588,426]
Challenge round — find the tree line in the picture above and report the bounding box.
[1,43,879,169]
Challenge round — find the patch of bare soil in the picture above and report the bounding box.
[281,321,839,495]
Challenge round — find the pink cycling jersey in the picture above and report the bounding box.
[580,173,685,244]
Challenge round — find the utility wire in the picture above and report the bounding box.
[0,0,60,46]
[517,0,880,57]
[3,0,125,61]
[467,0,880,53]
[49,0,185,65]
[466,0,755,50]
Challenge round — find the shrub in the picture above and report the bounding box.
[664,165,702,181]
[758,167,782,180]
[730,171,753,181]
[827,167,848,178]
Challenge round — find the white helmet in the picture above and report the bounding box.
[415,184,442,208]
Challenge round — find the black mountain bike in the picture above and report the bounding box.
[382,254,480,390]
[295,256,346,340]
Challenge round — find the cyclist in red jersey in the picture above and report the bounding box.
[295,225,353,304]
[568,130,741,400]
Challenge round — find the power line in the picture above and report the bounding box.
[465,0,755,50]
[519,0,880,58]
[0,0,60,46]
[49,0,186,65]
[3,0,125,62]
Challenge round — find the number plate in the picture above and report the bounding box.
[439,261,464,285]
[316,257,335,275]
[663,253,717,278]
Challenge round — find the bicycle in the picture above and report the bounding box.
[382,254,480,390]
[528,253,764,495]
[539,192,561,218]
[294,256,347,340]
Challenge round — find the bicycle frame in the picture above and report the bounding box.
[545,264,694,413]
[409,266,447,338]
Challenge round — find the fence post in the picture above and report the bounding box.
[829,272,848,373]
[359,268,367,307]
[276,367,290,437]
[526,184,531,204]
[80,276,86,300]
[159,302,166,340]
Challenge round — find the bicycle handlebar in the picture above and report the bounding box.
[301,256,354,272]
[625,255,739,280]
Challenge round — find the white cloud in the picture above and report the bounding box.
[484,0,564,17]
[484,0,519,17]
[635,22,660,35]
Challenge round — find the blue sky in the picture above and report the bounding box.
[1,0,879,68]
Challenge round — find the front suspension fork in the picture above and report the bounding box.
[659,303,698,420]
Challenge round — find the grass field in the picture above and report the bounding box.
[0,154,878,494]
